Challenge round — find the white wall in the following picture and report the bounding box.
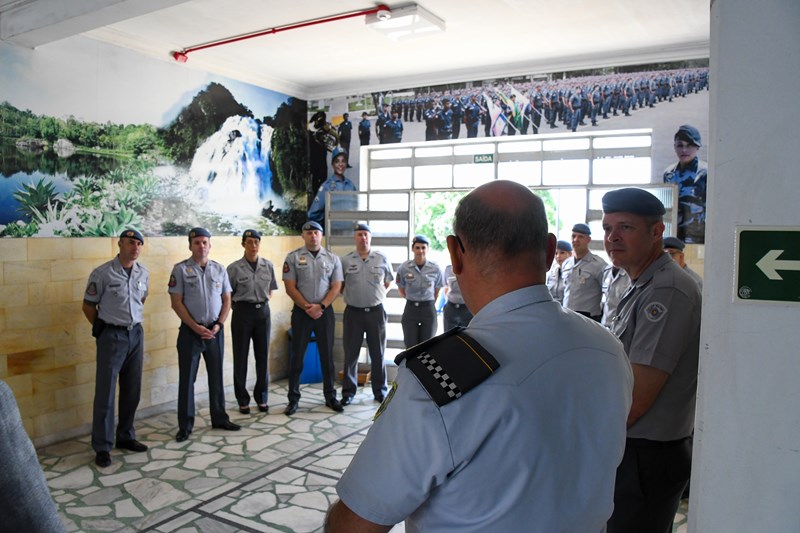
[691,1,800,530]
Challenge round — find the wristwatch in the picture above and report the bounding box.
[319,302,327,310]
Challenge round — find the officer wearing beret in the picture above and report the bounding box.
[283,221,344,415]
[664,236,704,290]
[169,227,240,442]
[337,113,352,157]
[545,239,572,305]
[396,234,445,348]
[227,229,278,415]
[663,124,708,244]
[308,147,357,230]
[358,112,371,146]
[327,181,632,532]
[601,188,701,533]
[562,223,608,320]
[82,229,149,467]
[339,223,394,405]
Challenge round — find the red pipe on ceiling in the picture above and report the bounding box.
[172,5,391,63]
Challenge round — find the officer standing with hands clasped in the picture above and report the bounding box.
[227,229,278,415]
[396,234,445,348]
[83,229,149,468]
[283,221,344,415]
[169,227,240,443]
[339,223,394,405]
[562,223,608,320]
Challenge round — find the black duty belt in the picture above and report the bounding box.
[408,300,435,307]
[348,303,383,312]
[106,323,140,331]
[235,301,268,309]
[446,302,465,309]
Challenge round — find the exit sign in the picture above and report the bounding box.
[473,154,494,164]
[736,227,800,304]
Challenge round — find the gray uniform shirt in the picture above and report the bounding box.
[684,264,704,290]
[562,251,608,316]
[168,259,231,324]
[227,256,278,303]
[545,261,566,304]
[395,260,444,301]
[84,256,149,327]
[601,266,631,328]
[611,253,701,441]
[341,249,394,308]
[282,246,343,303]
[444,265,465,304]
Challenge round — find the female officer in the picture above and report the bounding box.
[395,235,445,348]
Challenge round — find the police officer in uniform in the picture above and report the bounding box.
[358,112,371,146]
[663,236,704,289]
[283,221,344,415]
[169,227,240,443]
[339,223,394,405]
[326,181,632,532]
[545,239,572,305]
[337,113,352,156]
[601,265,631,328]
[82,229,149,467]
[602,188,701,533]
[396,234,444,348]
[308,147,358,233]
[442,264,472,330]
[663,124,708,244]
[227,229,278,415]
[562,223,608,321]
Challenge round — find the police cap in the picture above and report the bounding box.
[119,228,144,244]
[602,188,666,216]
[556,240,573,252]
[663,236,686,251]
[188,227,211,241]
[675,124,702,147]
[242,229,261,242]
[354,222,372,233]
[331,147,348,162]
[302,220,324,233]
[412,234,430,246]
[572,223,591,236]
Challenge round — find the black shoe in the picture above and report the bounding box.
[176,429,191,442]
[116,439,148,453]
[326,398,344,412]
[258,404,269,413]
[95,451,111,467]
[340,397,352,406]
[374,395,385,403]
[239,406,251,414]
[284,401,298,416]
[212,420,241,431]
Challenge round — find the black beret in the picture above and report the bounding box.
[602,188,666,216]
[354,222,372,233]
[572,223,591,236]
[663,236,686,251]
[412,234,430,246]
[188,227,211,240]
[556,240,573,252]
[302,220,324,232]
[242,229,261,241]
[119,229,144,244]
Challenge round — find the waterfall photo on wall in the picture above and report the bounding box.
[0,38,309,237]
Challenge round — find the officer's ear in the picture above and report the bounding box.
[447,235,463,275]
[545,233,557,267]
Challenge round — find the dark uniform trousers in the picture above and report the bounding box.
[231,301,271,407]
[92,323,143,452]
[401,300,437,348]
[607,436,692,533]
[342,304,388,399]
[177,323,229,432]
[288,305,336,403]
[443,302,473,331]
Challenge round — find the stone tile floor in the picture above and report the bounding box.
[39,379,688,532]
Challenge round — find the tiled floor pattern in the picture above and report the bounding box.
[39,380,688,532]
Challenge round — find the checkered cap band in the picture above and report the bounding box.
[419,352,461,400]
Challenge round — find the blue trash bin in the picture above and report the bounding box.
[288,329,323,384]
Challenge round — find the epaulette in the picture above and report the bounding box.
[394,327,500,407]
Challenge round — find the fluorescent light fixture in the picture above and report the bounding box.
[366,4,445,41]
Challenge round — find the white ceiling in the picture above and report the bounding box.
[1,0,710,100]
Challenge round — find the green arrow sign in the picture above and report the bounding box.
[736,227,800,303]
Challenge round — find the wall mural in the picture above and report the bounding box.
[0,37,309,238]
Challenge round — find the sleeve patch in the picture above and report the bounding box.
[283,261,290,273]
[85,282,97,296]
[644,302,668,322]
[168,274,176,288]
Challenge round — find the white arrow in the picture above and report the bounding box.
[756,249,800,280]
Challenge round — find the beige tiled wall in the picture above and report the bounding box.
[0,236,299,446]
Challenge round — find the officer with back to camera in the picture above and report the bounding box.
[169,227,240,443]
[82,229,149,468]
[339,223,394,405]
[227,229,278,415]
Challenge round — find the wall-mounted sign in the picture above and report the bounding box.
[473,154,494,164]
[736,227,800,304]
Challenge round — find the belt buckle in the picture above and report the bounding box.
[414,302,420,307]
[364,307,371,312]
[255,303,262,309]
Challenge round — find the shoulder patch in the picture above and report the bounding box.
[644,302,667,322]
[395,327,500,407]
[168,274,176,288]
[373,382,397,421]
[283,261,290,273]
[85,282,97,296]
